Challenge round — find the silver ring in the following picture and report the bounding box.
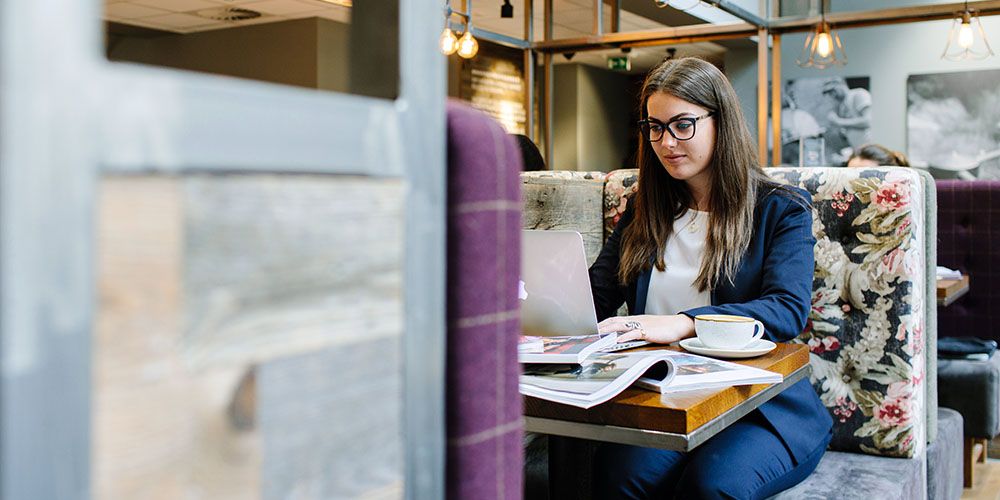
[624,320,642,330]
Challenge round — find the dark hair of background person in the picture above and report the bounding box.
[618,57,805,292]
[846,143,910,167]
[512,134,547,171]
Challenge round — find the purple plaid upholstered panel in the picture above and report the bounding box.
[936,180,1000,343]
[445,101,523,500]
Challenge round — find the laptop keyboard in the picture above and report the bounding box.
[600,340,650,352]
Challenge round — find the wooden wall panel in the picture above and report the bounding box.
[95,175,404,499]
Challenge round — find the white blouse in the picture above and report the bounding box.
[644,209,711,315]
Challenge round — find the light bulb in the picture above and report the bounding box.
[440,27,458,55]
[815,32,833,58]
[958,22,974,49]
[457,30,478,58]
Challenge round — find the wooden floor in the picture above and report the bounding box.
[962,460,1000,500]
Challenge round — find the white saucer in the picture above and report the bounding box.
[678,338,777,359]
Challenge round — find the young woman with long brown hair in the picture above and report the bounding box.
[589,57,833,498]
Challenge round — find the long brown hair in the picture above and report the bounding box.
[618,57,779,291]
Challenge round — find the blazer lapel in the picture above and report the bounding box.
[635,267,652,315]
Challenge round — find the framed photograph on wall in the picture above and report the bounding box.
[907,69,1000,180]
[782,76,872,166]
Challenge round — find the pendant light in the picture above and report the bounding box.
[797,2,846,69]
[440,1,478,59]
[456,26,479,58]
[942,1,994,61]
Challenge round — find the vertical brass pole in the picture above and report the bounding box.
[757,27,768,167]
[593,0,603,35]
[525,0,535,140]
[543,0,554,167]
[771,33,782,167]
[610,0,620,33]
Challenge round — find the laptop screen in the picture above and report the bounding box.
[520,230,601,337]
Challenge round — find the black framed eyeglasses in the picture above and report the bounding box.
[638,112,714,142]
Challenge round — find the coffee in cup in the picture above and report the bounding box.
[694,314,764,350]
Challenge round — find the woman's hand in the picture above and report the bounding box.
[598,314,696,345]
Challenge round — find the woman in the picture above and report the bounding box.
[589,57,833,499]
[845,143,909,167]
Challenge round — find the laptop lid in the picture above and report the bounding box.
[520,230,600,337]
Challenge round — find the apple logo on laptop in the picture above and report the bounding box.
[518,279,528,300]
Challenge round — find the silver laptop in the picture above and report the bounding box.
[520,230,648,351]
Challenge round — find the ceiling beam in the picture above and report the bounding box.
[531,21,758,52]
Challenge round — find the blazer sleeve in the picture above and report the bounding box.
[682,195,815,342]
[589,207,632,322]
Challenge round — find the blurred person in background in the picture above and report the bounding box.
[846,143,909,167]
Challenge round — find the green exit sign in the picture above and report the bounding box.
[607,56,631,71]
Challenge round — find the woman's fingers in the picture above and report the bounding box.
[615,329,643,343]
[598,317,634,334]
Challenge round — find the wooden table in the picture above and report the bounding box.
[938,275,970,306]
[524,343,810,452]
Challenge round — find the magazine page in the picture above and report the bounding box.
[519,352,672,408]
[518,336,544,354]
[632,351,781,393]
[518,333,617,364]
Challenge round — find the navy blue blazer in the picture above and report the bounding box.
[589,185,833,464]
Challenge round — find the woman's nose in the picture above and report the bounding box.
[659,132,678,148]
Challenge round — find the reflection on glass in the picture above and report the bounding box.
[103,1,397,99]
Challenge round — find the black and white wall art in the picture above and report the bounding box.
[781,76,872,167]
[908,69,1000,180]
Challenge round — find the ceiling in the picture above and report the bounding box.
[104,0,350,33]
[103,0,729,73]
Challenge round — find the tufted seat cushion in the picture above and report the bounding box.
[936,180,1000,344]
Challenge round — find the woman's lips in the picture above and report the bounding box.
[663,154,686,163]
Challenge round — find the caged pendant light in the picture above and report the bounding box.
[942,1,994,61]
[797,1,846,69]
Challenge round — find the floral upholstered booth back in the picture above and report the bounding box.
[601,167,927,458]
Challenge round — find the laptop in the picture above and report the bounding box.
[520,230,649,352]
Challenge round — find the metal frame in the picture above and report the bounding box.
[1,1,444,499]
[524,365,810,452]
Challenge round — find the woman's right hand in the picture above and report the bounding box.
[598,314,695,345]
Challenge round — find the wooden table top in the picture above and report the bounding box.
[524,343,810,435]
[938,275,970,306]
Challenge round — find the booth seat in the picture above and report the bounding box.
[935,179,1000,483]
[936,180,1000,344]
[445,102,523,499]
[522,167,961,499]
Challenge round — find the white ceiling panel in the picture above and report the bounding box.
[105,3,171,19]
[244,0,325,15]
[131,0,219,12]
[143,12,219,28]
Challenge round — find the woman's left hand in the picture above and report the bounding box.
[598,314,696,345]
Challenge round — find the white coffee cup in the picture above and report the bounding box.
[694,314,765,350]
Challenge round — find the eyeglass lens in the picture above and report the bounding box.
[641,118,697,142]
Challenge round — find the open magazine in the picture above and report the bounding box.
[518,334,618,364]
[520,349,781,409]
